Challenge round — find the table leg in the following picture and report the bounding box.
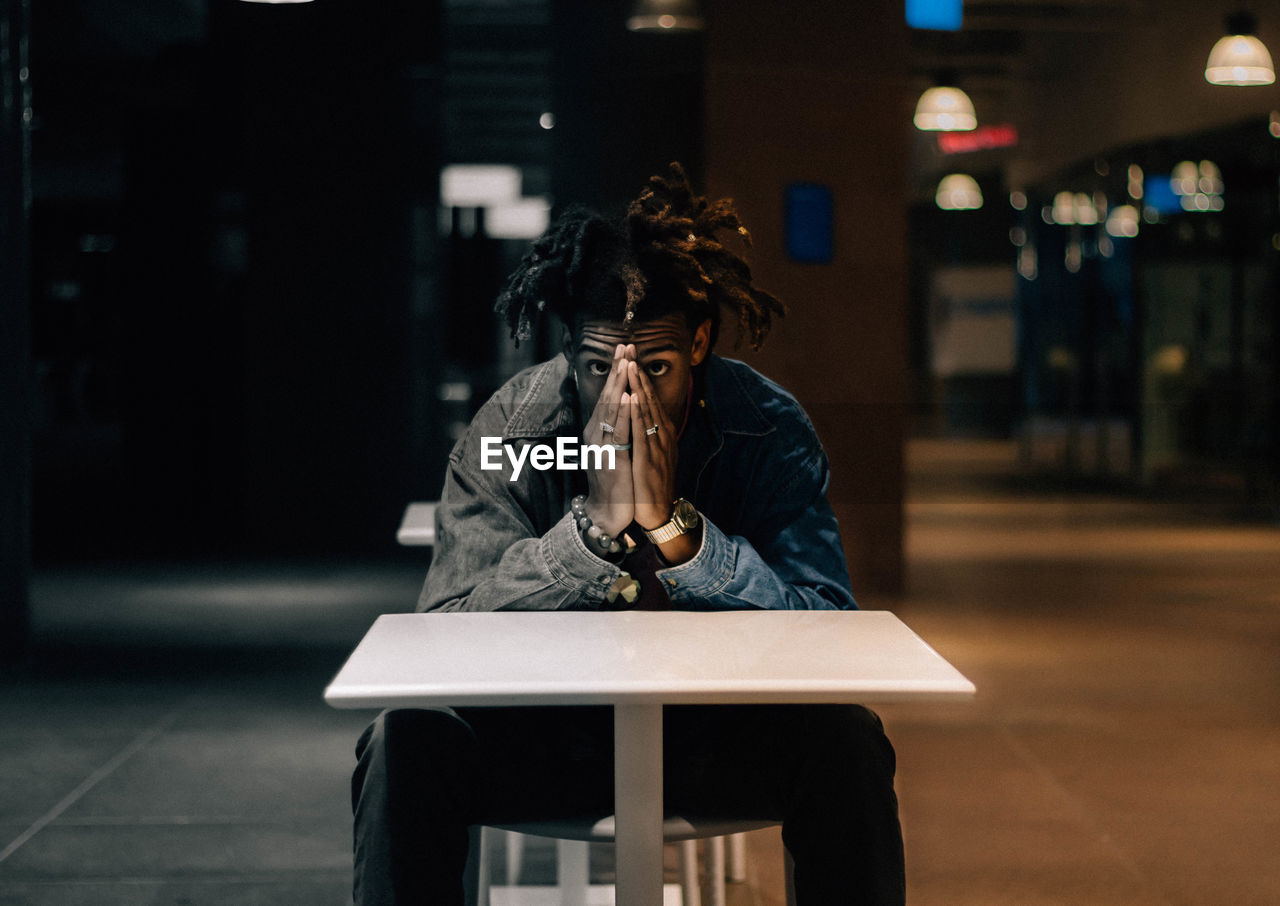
[614,703,664,906]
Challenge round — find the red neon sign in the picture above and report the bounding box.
[938,124,1019,154]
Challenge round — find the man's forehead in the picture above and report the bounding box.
[577,315,688,351]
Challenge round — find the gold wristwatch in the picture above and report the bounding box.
[643,499,700,544]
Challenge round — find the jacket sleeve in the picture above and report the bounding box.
[654,448,856,611]
[416,433,625,613]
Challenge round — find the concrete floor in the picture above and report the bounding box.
[2,438,1278,905]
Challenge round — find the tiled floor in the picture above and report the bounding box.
[2,439,1278,905]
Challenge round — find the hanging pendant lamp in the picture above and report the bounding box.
[914,83,976,131]
[1205,11,1275,86]
[936,174,983,210]
[627,0,705,32]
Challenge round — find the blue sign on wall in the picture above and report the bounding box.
[1143,176,1181,214]
[906,0,963,31]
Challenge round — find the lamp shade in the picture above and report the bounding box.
[936,174,983,210]
[627,0,705,31]
[1205,12,1275,86]
[914,86,976,131]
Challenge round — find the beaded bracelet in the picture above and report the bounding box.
[570,494,623,559]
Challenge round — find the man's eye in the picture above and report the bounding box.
[646,362,671,377]
[586,360,611,377]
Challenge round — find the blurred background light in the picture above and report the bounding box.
[484,197,552,239]
[1017,245,1038,280]
[1052,191,1076,224]
[1171,160,1199,195]
[1074,192,1098,225]
[1064,241,1082,273]
[440,164,521,208]
[1127,164,1144,199]
[937,123,1018,154]
[1105,204,1140,237]
[1198,159,1224,194]
[1152,344,1189,375]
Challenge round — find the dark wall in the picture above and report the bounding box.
[705,0,910,594]
[28,0,445,561]
[221,0,443,555]
[1,0,32,658]
[550,0,704,211]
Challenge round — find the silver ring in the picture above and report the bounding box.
[600,421,615,434]
[646,424,660,436]
[609,442,632,451]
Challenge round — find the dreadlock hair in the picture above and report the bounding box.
[494,162,786,352]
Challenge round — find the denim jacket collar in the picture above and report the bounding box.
[501,354,775,443]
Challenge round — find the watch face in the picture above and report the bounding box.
[674,498,698,529]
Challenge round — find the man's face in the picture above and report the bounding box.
[570,313,712,430]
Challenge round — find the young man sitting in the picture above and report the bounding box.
[351,164,905,905]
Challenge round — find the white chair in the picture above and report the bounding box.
[470,819,773,906]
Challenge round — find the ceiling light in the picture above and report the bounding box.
[914,85,976,132]
[1205,12,1275,86]
[627,0,705,32]
[936,174,982,210]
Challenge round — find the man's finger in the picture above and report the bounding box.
[598,344,625,436]
[628,382,649,464]
[630,362,670,437]
[615,391,631,444]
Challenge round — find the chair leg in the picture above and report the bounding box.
[556,839,589,906]
[678,840,701,906]
[726,833,747,883]
[467,825,488,906]
[503,829,525,885]
[706,837,725,906]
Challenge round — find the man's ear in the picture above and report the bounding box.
[559,322,575,359]
[690,319,712,367]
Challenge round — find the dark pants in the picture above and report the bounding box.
[352,704,905,905]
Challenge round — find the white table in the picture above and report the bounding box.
[325,610,975,906]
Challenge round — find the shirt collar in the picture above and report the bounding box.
[700,356,775,437]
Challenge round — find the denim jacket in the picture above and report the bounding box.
[417,354,856,612]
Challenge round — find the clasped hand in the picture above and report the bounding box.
[581,344,678,538]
